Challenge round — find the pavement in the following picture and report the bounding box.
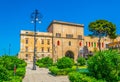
[22,62,70,82]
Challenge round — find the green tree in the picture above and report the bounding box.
[88,20,116,51]
[87,50,120,82]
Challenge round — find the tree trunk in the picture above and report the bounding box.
[98,35,101,51]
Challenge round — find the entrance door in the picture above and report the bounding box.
[65,51,74,59]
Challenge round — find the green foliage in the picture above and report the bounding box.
[77,57,86,66]
[9,76,22,82]
[89,20,116,37]
[16,68,26,77]
[0,65,10,81]
[69,72,106,82]
[57,57,74,69]
[36,57,53,68]
[77,68,89,74]
[89,20,117,50]
[87,50,120,82]
[49,66,76,75]
[0,55,26,82]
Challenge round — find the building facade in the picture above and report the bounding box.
[19,31,52,61]
[18,20,114,61]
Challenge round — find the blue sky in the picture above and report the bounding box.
[0,0,120,55]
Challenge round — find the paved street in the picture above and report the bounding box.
[23,62,70,82]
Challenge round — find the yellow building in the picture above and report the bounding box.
[18,31,52,61]
[18,20,117,61]
[107,36,120,49]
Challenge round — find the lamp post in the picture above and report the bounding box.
[31,9,42,70]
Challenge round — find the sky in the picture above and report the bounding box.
[0,0,120,55]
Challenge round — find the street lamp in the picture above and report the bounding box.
[31,9,42,70]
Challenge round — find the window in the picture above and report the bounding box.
[94,42,96,47]
[41,39,44,44]
[78,35,82,39]
[26,39,28,44]
[26,47,28,52]
[26,32,28,34]
[57,40,60,46]
[86,42,87,46]
[79,42,82,46]
[26,54,28,57]
[47,40,50,45]
[42,47,44,52]
[56,33,61,37]
[66,34,73,38]
[91,42,93,47]
[69,41,71,46]
[47,47,50,52]
[89,42,90,47]
[106,44,108,48]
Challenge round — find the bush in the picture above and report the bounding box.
[88,50,120,82]
[16,68,26,77]
[57,57,74,69]
[0,65,10,81]
[69,72,105,82]
[49,66,60,75]
[0,55,26,82]
[49,66,76,75]
[36,57,53,67]
[9,76,22,82]
[36,63,45,67]
[77,57,86,66]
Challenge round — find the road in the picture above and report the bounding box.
[23,62,70,82]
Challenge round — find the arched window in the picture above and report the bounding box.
[89,42,90,47]
[79,42,82,46]
[91,42,93,47]
[57,40,60,46]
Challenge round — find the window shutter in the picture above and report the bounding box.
[57,40,60,46]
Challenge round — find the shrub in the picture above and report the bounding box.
[88,50,120,82]
[57,57,74,69]
[36,63,45,67]
[49,66,60,75]
[36,57,53,67]
[69,72,106,82]
[0,55,26,82]
[9,76,22,82]
[77,57,86,66]
[49,66,76,75]
[16,68,26,77]
[0,65,10,81]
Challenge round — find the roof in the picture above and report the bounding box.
[47,20,84,30]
